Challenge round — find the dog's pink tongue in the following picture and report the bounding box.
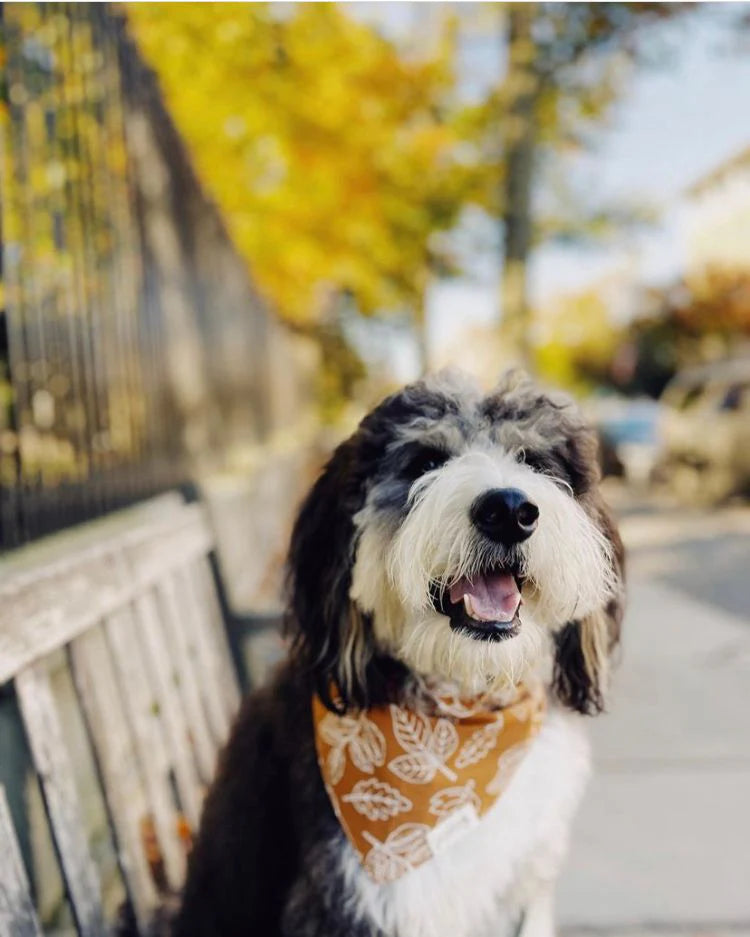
[449,572,521,622]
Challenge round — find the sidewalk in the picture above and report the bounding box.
[558,578,750,931]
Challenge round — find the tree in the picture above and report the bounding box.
[536,269,750,399]
[619,269,750,397]
[126,3,489,377]
[486,2,681,363]
[534,288,621,392]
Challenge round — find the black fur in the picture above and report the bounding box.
[286,383,461,712]
[173,663,374,937]
[553,620,603,715]
[553,490,625,714]
[285,434,371,712]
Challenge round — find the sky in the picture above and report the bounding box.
[348,2,750,378]
[531,6,750,302]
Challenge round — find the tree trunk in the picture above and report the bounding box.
[500,4,540,368]
[413,267,431,376]
[413,291,430,377]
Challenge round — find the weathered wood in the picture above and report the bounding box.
[131,591,203,829]
[119,507,212,595]
[15,665,106,937]
[0,548,124,689]
[155,576,217,783]
[0,783,44,937]
[68,627,158,931]
[173,565,231,745]
[2,493,247,932]
[193,557,242,717]
[104,605,187,890]
[0,504,211,687]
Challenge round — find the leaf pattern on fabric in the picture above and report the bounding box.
[319,711,386,777]
[387,706,458,784]
[390,707,433,753]
[311,686,546,883]
[327,745,346,786]
[362,823,432,884]
[431,718,459,763]
[431,693,488,719]
[486,741,531,796]
[342,779,412,821]
[454,717,504,769]
[428,779,480,818]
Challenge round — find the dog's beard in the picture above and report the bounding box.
[393,606,544,697]
[350,449,617,696]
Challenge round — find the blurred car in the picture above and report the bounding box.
[657,358,750,502]
[587,397,661,484]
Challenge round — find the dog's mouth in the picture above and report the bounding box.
[431,563,523,642]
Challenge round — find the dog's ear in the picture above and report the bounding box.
[553,495,625,715]
[286,437,375,713]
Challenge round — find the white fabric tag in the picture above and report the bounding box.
[426,803,480,856]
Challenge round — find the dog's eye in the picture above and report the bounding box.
[521,448,575,488]
[402,447,449,480]
[520,450,558,477]
[521,451,548,472]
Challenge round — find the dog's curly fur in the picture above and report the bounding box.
[174,371,625,937]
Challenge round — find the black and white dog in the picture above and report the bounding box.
[175,370,624,937]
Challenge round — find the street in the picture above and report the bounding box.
[559,486,750,934]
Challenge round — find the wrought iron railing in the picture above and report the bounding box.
[0,3,276,549]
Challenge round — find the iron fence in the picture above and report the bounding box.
[0,3,276,550]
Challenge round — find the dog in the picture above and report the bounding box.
[174,370,624,937]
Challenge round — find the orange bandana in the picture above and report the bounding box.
[312,685,545,883]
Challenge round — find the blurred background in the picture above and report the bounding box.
[1,2,749,934]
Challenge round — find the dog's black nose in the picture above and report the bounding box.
[471,488,539,544]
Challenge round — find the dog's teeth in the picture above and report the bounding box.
[463,594,488,621]
[462,593,517,624]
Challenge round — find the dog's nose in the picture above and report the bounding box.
[470,488,539,545]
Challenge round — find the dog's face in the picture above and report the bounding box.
[288,371,624,714]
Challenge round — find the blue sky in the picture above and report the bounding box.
[532,5,750,302]
[347,3,750,375]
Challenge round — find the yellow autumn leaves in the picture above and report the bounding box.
[126,3,488,328]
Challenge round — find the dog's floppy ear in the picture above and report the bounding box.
[553,495,625,715]
[286,436,375,713]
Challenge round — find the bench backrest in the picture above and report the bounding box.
[0,495,241,936]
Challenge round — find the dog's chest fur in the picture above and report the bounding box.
[332,709,590,937]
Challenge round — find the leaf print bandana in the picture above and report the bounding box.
[312,684,546,884]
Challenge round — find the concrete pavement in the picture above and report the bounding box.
[558,498,750,932]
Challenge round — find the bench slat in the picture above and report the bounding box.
[0,783,44,937]
[131,592,203,829]
[173,566,232,744]
[120,511,212,594]
[0,505,212,688]
[194,558,242,715]
[69,627,159,930]
[155,576,217,783]
[104,606,187,891]
[15,665,106,937]
[0,551,124,689]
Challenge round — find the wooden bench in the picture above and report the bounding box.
[0,494,242,937]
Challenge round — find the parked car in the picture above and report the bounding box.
[657,358,750,502]
[587,396,661,484]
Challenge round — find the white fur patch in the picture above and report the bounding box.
[338,708,591,937]
[350,447,616,696]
